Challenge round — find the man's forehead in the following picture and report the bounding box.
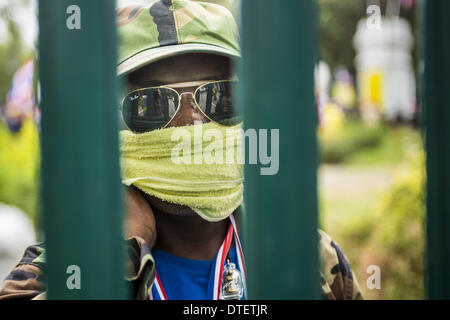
[126,53,233,87]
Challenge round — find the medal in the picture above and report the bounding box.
[148,214,247,300]
[220,257,244,300]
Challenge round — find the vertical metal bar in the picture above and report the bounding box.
[424,0,450,300]
[39,0,126,299]
[239,0,320,299]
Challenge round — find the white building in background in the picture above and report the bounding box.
[353,17,416,122]
[315,60,332,123]
[0,204,36,282]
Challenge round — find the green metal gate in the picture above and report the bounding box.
[423,0,450,300]
[239,0,320,299]
[39,0,126,299]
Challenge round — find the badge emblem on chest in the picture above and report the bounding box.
[220,259,244,300]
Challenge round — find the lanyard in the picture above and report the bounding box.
[148,214,247,300]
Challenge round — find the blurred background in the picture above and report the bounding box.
[316,0,424,299]
[0,0,425,299]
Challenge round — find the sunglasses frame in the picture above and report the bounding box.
[120,79,238,132]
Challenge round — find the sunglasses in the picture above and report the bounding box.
[120,80,241,133]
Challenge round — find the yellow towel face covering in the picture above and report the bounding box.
[119,122,244,222]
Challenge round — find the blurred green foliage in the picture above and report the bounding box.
[0,0,38,224]
[0,0,32,101]
[318,0,423,298]
[364,142,425,299]
[0,120,40,224]
[320,125,425,299]
[318,0,418,74]
[344,126,421,166]
[318,0,365,74]
[319,120,385,163]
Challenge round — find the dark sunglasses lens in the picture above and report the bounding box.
[195,81,242,126]
[122,88,178,132]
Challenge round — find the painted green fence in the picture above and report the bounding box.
[423,0,450,300]
[39,0,126,299]
[239,0,320,299]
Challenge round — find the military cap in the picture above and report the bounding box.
[117,0,240,76]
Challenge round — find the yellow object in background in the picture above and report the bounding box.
[320,102,345,139]
[369,72,383,110]
[0,119,40,221]
[360,69,385,111]
[331,82,356,109]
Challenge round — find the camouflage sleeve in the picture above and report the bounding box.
[0,243,45,300]
[0,237,155,300]
[125,236,156,300]
[318,229,363,300]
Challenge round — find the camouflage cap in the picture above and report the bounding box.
[117,0,240,76]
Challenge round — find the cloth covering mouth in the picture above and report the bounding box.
[119,122,244,222]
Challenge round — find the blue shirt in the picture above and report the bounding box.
[151,243,241,300]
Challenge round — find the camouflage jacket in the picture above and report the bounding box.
[0,229,362,300]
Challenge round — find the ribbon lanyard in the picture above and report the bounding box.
[148,214,247,300]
